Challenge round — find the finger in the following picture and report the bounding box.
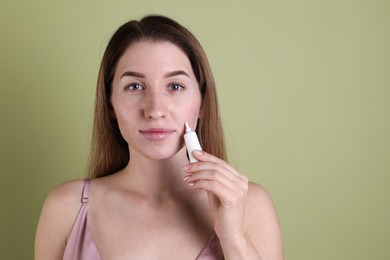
[184,161,248,190]
[185,169,238,191]
[191,179,246,208]
[192,151,248,182]
[184,161,236,182]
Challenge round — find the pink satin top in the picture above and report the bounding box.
[63,179,224,259]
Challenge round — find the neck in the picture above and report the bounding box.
[118,147,190,201]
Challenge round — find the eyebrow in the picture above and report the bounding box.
[164,70,190,78]
[120,70,190,79]
[120,71,145,79]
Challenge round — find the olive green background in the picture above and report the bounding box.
[1,0,389,259]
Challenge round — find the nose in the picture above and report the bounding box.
[142,91,167,119]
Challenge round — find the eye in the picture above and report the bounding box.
[126,83,144,92]
[169,83,183,92]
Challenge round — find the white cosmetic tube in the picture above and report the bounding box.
[184,122,202,163]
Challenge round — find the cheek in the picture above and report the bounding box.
[181,102,201,129]
[112,104,137,138]
[112,96,137,122]
[115,112,130,137]
[190,106,200,120]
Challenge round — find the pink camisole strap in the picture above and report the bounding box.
[196,233,225,260]
[63,179,102,260]
[63,179,224,260]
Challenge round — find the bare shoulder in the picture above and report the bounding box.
[245,182,284,260]
[246,182,276,212]
[44,179,85,207]
[41,179,85,223]
[35,179,85,259]
[245,182,279,228]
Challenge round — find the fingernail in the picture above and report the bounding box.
[184,176,191,182]
[194,150,203,156]
[182,164,191,171]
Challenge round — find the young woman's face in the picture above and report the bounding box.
[111,41,202,161]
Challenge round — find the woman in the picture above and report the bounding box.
[35,15,283,259]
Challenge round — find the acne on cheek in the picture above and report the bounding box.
[185,105,201,130]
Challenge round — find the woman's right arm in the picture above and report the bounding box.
[35,180,84,260]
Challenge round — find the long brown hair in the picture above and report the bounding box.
[87,15,226,178]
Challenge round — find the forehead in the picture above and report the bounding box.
[115,41,193,75]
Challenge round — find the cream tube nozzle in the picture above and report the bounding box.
[184,122,202,163]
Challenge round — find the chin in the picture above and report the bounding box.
[141,146,187,161]
[138,148,178,161]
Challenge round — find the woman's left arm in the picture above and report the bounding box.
[183,151,283,260]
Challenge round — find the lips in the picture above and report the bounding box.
[139,128,175,141]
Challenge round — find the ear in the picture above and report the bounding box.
[198,103,205,119]
[109,108,117,119]
[108,99,117,119]
[198,82,206,118]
